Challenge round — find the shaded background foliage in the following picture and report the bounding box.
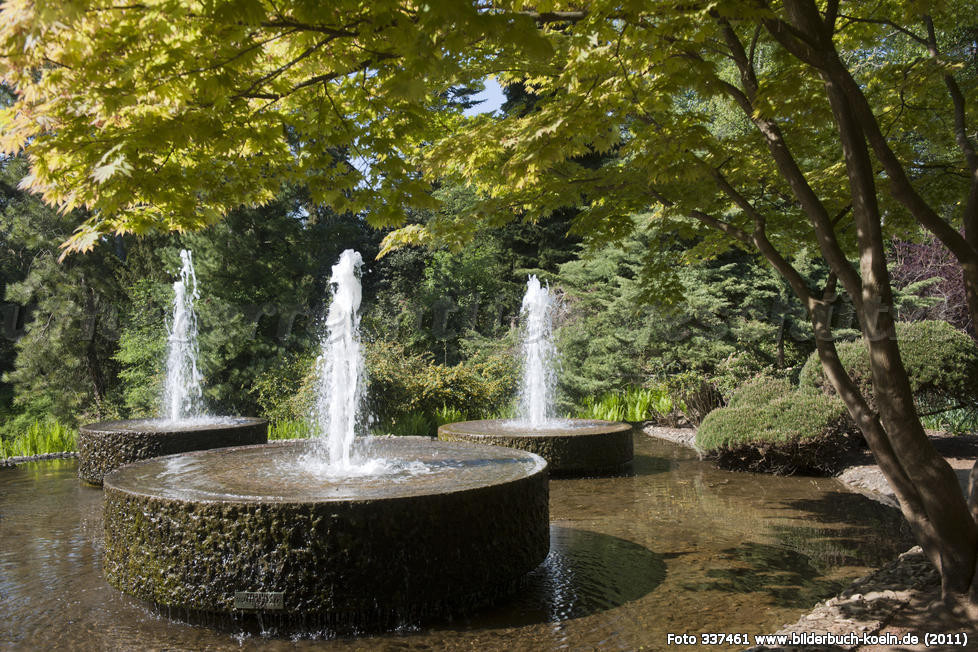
[0,65,972,445]
[1,157,962,444]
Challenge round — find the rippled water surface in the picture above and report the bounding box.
[0,434,912,650]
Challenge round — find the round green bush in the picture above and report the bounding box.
[696,378,861,475]
[725,376,795,409]
[797,320,978,411]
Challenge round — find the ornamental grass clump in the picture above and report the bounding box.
[0,418,77,458]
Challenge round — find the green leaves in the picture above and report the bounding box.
[0,0,510,250]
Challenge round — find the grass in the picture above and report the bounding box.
[0,418,77,458]
[576,386,675,422]
[920,407,978,435]
[268,419,312,440]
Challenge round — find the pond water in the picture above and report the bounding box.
[0,434,912,650]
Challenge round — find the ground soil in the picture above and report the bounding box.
[643,424,978,651]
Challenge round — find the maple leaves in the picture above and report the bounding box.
[0,0,537,251]
[0,0,974,262]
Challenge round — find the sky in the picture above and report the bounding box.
[463,78,506,116]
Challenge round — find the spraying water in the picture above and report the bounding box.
[162,249,204,423]
[312,249,369,471]
[518,275,559,428]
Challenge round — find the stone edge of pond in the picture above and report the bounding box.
[744,546,942,651]
[1,451,78,467]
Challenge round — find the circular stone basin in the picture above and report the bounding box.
[102,437,549,632]
[78,417,267,487]
[438,419,634,476]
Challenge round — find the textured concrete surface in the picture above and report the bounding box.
[438,419,633,476]
[78,418,267,486]
[102,438,550,632]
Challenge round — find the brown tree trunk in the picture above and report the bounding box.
[755,0,978,605]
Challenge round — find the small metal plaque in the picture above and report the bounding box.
[233,591,285,610]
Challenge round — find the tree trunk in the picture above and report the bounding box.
[820,18,976,607]
[768,0,978,605]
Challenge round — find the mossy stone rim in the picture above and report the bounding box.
[77,417,268,487]
[101,438,550,632]
[438,418,634,476]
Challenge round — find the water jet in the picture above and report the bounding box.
[439,275,633,475]
[101,249,550,630]
[78,249,267,486]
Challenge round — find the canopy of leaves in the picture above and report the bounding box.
[3,1,974,272]
[0,0,550,251]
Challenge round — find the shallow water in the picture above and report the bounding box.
[0,435,912,650]
[108,438,546,501]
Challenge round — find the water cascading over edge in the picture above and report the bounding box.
[162,249,204,423]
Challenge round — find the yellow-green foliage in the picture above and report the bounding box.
[366,340,517,424]
[250,353,317,423]
[798,320,978,410]
[577,386,675,422]
[267,420,311,441]
[249,340,517,433]
[726,376,795,409]
[0,418,77,458]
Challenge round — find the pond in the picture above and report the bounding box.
[0,434,912,650]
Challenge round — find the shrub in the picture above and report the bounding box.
[667,371,725,425]
[252,340,516,435]
[364,339,517,425]
[696,380,861,475]
[797,320,978,414]
[726,376,795,409]
[250,353,317,422]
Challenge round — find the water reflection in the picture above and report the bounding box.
[470,526,666,627]
[681,542,851,608]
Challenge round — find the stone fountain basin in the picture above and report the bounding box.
[78,417,267,487]
[102,437,550,632]
[438,419,634,476]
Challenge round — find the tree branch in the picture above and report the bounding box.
[763,5,978,269]
[835,13,928,46]
[715,17,863,307]
[233,52,398,101]
[687,209,752,247]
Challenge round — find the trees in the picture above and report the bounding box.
[0,1,546,252]
[1,155,125,426]
[556,224,817,404]
[113,189,375,417]
[422,2,978,607]
[4,0,978,607]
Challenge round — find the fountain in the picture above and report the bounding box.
[439,275,633,475]
[100,249,550,632]
[77,249,266,486]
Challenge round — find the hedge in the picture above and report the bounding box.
[797,320,978,411]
